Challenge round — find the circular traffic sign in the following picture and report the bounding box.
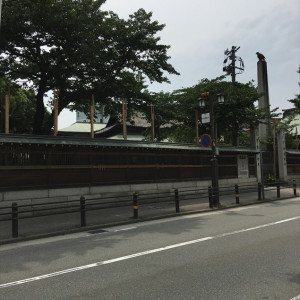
[201,134,212,147]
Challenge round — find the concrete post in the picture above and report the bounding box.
[277,130,288,181]
[255,128,262,183]
[257,59,271,149]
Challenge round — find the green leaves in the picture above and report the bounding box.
[143,77,265,145]
[288,67,300,113]
[0,0,178,134]
[0,78,49,133]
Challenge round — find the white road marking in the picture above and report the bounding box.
[215,217,300,238]
[113,226,137,232]
[0,216,299,289]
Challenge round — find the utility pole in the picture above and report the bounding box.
[231,46,237,83]
[223,46,244,83]
[53,88,58,136]
[223,46,245,146]
[91,94,95,139]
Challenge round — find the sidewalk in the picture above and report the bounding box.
[0,186,298,245]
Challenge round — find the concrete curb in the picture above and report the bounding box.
[1,195,298,246]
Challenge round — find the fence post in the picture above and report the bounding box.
[258,183,262,200]
[133,192,138,219]
[175,189,180,213]
[208,186,213,208]
[293,180,296,196]
[277,183,280,198]
[12,202,18,238]
[235,184,240,204]
[80,196,86,227]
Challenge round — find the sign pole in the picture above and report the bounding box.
[195,109,199,144]
[209,94,219,207]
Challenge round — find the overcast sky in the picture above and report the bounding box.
[59,0,300,129]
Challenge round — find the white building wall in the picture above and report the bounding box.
[76,108,109,124]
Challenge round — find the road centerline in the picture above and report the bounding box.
[0,216,299,289]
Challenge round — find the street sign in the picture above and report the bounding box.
[201,134,212,147]
[201,113,210,124]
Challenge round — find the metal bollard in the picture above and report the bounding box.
[133,192,138,219]
[80,196,86,227]
[208,186,213,208]
[175,189,180,213]
[213,186,219,207]
[277,183,280,198]
[12,202,18,238]
[235,184,240,204]
[258,182,262,200]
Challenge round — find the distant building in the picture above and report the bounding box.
[76,107,109,124]
[59,109,169,141]
[95,112,149,140]
[282,108,300,136]
[58,108,109,138]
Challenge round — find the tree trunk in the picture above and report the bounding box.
[33,93,45,134]
[33,77,47,135]
[231,120,240,146]
[43,94,70,134]
[43,112,54,135]
[232,131,239,146]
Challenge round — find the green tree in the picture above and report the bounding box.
[276,115,299,149]
[143,77,267,145]
[288,67,300,112]
[289,95,300,112]
[0,0,178,134]
[173,77,265,146]
[139,91,178,141]
[0,78,49,133]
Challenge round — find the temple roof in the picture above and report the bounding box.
[59,122,106,133]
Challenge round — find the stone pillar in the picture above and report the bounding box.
[257,58,271,148]
[277,130,288,181]
[250,126,256,149]
[255,128,262,183]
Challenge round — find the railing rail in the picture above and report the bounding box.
[0,180,297,238]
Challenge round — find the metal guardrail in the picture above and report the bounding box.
[0,181,297,238]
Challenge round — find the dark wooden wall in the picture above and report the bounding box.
[0,142,257,190]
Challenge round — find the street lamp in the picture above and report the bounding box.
[198,97,206,108]
[199,92,224,207]
[216,93,225,104]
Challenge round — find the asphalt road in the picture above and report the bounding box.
[0,198,299,300]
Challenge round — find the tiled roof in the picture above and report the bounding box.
[59,122,106,133]
[0,133,259,153]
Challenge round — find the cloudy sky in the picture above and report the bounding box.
[59,0,299,128]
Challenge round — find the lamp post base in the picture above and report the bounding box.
[211,155,219,207]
